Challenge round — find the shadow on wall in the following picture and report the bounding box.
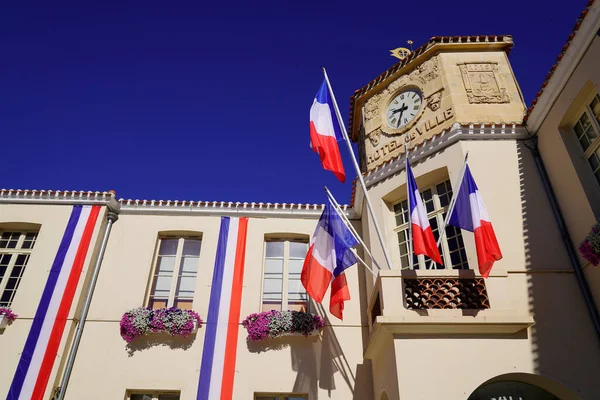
[125,332,196,357]
[517,141,600,398]
[245,301,372,400]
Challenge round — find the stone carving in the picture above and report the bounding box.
[411,56,440,85]
[364,92,385,122]
[458,62,510,104]
[388,75,410,93]
[367,128,381,147]
[426,89,443,111]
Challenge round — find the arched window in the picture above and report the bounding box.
[147,232,202,310]
[261,234,309,312]
[0,227,40,307]
[394,178,469,270]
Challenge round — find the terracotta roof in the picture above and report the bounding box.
[118,198,344,212]
[524,0,596,121]
[348,35,514,140]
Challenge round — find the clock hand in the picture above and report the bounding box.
[396,103,408,128]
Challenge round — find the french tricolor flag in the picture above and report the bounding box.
[301,201,358,320]
[309,79,346,183]
[7,205,101,400]
[448,164,502,277]
[407,159,443,265]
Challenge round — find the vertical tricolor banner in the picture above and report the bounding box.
[7,205,101,400]
[196,217,248,400]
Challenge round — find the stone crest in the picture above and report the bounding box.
[458,62,510,104]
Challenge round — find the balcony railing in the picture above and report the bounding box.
[403,277,490,310]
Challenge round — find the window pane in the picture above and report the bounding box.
[265,258,284,274]
[0,232,20,249]
[174,299,193,310]
[21,232,38,249]
[156,256,176,273]
[437,180,453,208]
[289,241,308,258]
[0,253,30,307]
[285,397,308,400]
[288,259,304,275]
[153,276,172,294]
[422,189,434,213]
[575,112,597,151]
[175,275,196,296]
[591,95,600,118]
[394,200,409,226]
[288,279,307,301]
[180,256,199,273]
[397,230,418,269]
[130,395,153,400]
[263,278,283,299]
[445,225,469,270]
[266,241,285,257]
[182,239,201,256]
[159,239,178,256]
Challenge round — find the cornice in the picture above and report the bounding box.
[118,199,357,219]
[363,123,529,188]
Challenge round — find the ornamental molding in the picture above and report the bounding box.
[425,88,444,111]
[458,62,510,104]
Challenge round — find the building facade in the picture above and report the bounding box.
[1,3,600,399]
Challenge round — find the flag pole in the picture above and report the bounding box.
[426,151,469,269]
[325,186,382,271]
[405,135,414,270]
[322,67,393,271]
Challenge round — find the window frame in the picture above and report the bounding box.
[260,238,309,312]
[146,235,202,309]
[393,179,469,270]
[125,390,180,400]
[574,93,600,184]
[253,393,308,400]
[0,230,38,307]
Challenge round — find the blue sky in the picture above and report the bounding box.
[0,0,586,204]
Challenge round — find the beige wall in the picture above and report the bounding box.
[535,34,600,307]
[62,212,371,399]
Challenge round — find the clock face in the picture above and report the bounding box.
[386,89,423,129]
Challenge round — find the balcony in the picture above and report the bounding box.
[365,268,534,359]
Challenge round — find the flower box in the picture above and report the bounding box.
[120,307,203,343]
[0,308,18,328]
[579,222,600,266]
[242,310,324,342]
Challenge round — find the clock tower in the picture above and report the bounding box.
[349,35,526,172]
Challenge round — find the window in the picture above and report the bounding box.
[394,179,469,270]
[0,231,38,307]
[126,391,180,400]
[261,239,308,312]
[573,93,600,184]
[254,394,308,400]
[148,237,201,310]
